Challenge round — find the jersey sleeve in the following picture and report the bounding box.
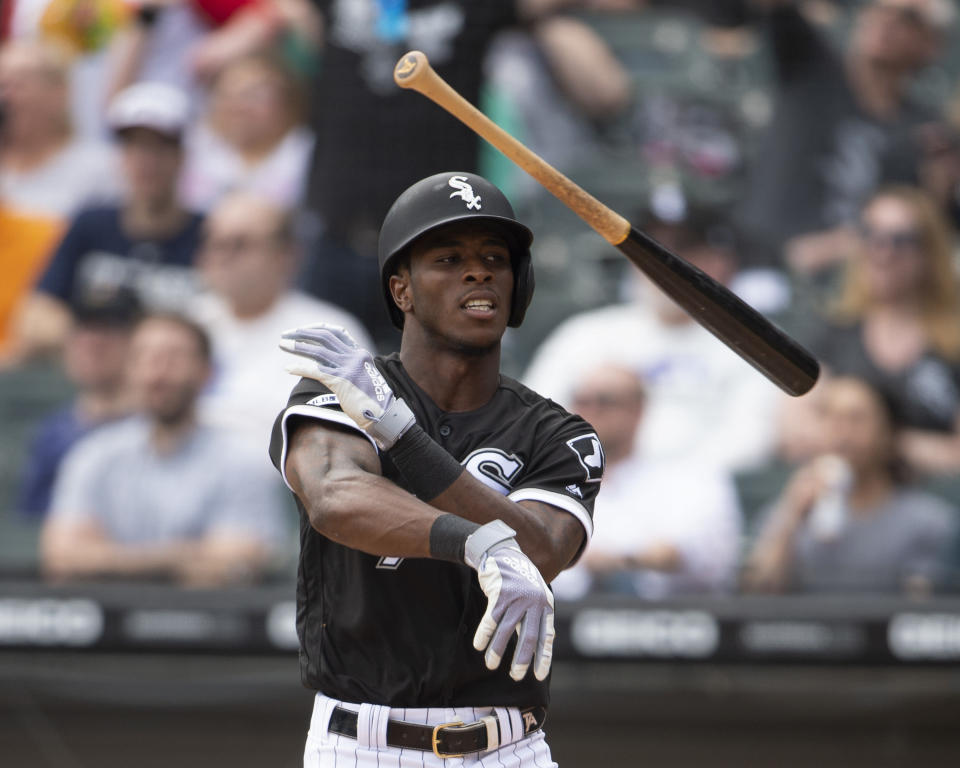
[508,414,604,563]
[267,376,377,490]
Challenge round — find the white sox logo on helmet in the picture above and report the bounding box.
[448,175,482,210]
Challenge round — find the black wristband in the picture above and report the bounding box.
[385,423,463,502]
[429,513,479,564]
[135,5,161,28]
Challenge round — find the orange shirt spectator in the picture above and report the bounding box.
[0,203,61,349]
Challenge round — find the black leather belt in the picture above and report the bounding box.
[327,704,547,759]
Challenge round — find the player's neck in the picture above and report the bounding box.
[399,337,502,412]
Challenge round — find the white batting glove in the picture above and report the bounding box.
[465,521,555,682]
[279,324,415,450]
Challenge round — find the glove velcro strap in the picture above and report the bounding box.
[369,398,417,450]
[464,520,518,570]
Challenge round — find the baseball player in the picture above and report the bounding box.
[269,172,604,766]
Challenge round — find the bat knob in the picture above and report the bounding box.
[394,50,429,89]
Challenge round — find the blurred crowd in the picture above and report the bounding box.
[3,0,960,597]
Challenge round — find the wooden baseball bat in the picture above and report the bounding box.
[394,51,819,397]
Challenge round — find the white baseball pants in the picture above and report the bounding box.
[304,692,558,768]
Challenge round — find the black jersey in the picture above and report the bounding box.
[268,354,603,708]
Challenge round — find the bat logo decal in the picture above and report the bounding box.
[395,54,418,79]
[448,175,482,210]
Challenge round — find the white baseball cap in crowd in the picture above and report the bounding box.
[107,82,190,139]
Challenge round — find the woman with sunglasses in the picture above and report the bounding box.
[802,185,960,475]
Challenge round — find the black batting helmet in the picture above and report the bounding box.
[377,171,534,329]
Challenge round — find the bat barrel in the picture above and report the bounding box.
[620,228,820,396]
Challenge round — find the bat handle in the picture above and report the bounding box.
[394,51,632,245]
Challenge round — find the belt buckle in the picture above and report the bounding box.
[431,720,465,759]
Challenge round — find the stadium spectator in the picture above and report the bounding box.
[910,119,960,231]
[797,186,960,475]
[552,363,742,600]
[21,0,133,140]
[192,191,372,448]
[6,81,203,362]
[0,194,61,353]
[737,0,954,273]
[105,0,321,109]
[107,0,212,109]
[40,312,288,586]
[743,374,958,594]
[0,38,119,218]
[523,206,778,471]
[179,52,313,212]
[15,290,139,518]
[482,15,633,204]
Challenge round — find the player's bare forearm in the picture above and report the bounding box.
[284,421,444,559]
[285,421,581,578]
[430,474,584,581]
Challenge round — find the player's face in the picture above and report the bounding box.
[397,222,514,350]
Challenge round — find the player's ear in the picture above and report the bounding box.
[389,269,413,315]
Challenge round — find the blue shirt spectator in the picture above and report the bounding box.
[39,312,290,585]
[17,405,105,518]
[15,289,139,518]
[7,82,202,362]
[36,205,202,311]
